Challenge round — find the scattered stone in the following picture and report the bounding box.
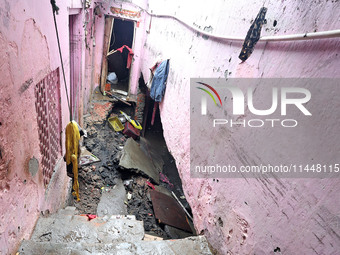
[73,97,193,241]
[92,174,101,181]
[125,176,170,239]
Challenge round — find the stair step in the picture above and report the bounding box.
[30,215,144,244]
[19,236,212,255]
[60,206,77,214]
[93,214,137,222]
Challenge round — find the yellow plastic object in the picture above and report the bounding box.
[65,121,80,201]
[120,111,143,130]
[108,116,124,132]
[130,119,142,130]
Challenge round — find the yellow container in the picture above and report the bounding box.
[108,116,124,132]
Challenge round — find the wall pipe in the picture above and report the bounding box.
[116,1,340,42]
[147,12,340,42]
[260,29,340,41]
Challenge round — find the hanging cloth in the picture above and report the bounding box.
[116,45,134,69]
[150,59,170,102]
[65,121,80,201]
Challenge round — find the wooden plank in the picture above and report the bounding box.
[100,17,114,93]
[143,234,163,241]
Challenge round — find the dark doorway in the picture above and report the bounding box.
[107,18,135,92]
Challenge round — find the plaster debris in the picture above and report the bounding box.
[97,178,127,217]
[72,93,194,241]
[119,138,160,184]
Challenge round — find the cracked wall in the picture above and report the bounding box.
[137,0,340,254]
[0,1,81,254]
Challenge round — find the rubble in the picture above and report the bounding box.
[124,176,170,239]
[75,116,122,214]
[73,95,195,240]
[97,178,127,217]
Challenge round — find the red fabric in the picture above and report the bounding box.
[150,61,161,73]
[87,214,97,220]
[146,181,155,190]
[116,45,134,69]
[159,173,174,189]
[80,214,97,221]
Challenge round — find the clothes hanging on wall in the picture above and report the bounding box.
[150,59,170,102]
[65,121,81,201]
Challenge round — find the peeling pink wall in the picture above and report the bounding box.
[0,0,88,254]
[138,0,340,254]
[1,0,339,254]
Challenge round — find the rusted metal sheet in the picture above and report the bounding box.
[149,190,192,232]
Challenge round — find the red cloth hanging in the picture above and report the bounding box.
[116,45,134,69]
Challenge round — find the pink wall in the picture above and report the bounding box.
[0,0,88,254]
[138,0,340,254]
[1,0,339,254]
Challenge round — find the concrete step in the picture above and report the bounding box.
[58,206,78,215]
[50,207,136,222]
[30,214,144,244]
[94,214,137,222]
[19,236,213,255]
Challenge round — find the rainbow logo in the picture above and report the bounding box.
[196,82,222,106]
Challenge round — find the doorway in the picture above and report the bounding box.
[101,17,135,93]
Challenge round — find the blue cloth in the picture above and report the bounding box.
[150,60,170,102]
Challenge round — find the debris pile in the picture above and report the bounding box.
[75,120,123,214]
[124,176,170,238]
[73,91,195,239]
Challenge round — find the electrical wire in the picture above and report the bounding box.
[51,0,72,121]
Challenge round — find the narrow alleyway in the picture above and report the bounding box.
[73,88,195,240]
[2,0,339,254]
[17,87,209,254]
